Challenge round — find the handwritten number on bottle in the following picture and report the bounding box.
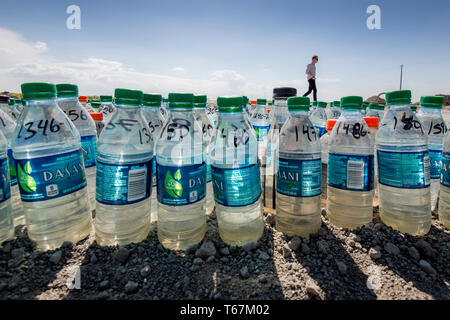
[18,119,61,140]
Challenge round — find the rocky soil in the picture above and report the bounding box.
[0,206,448,300]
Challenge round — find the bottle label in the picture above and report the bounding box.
[428,149,442,180]
[315,126,326,138]
[96,159,152,205]
[441,152,450,187]
[328,153,374,191]
[157,162,206,206]
[253,125,270,141]
[16,150,87,202]
[81,135,97,168]
[212,164,261,207]
[7,148,17,186]
[0,157,11,204]
[377,150,430,189]
[277,157,322,197]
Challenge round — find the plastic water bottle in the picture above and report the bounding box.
[141,93,164,223]
[362,102,369,116]
[328,101,342,120]
[410,105,418,114]
[0,129,13,245]
[95,89,153,246]
[12,83,91,250]
[156,93,206,250]
[210,96,263,245]
[207,102,218,128]
[99,95,115,123]
[90,112,104,136]
[160,98,170,124]
[0,105,24,226]
[250,98,270,164]
[276,97,322,236]
[376,90,431,235]
[327,96,374,229]
[309,101,317,116]
[263,87,297,210]
[193,94,215,215]
[309,101,327,138]
[0,96,10,116]
[364,116,380,205]
[439,129,450,229]
[8,99,20,121]
[320,119,337,201]
[79,96,94,113]
[416,96,447,211]
[366,103,385,121]
[56,84,98,212]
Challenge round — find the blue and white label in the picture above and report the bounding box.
[81,135,97,168]
[429,149,442,180]
[7,148,17,186]
[16,150,87,202]
[253,125,270,141]
[157,162,206,206]
[212,164,261,207]
[0,157,11,204]
[96,159,152,205]
[277,157,322,197]
[315,126,326,138]
[377,150,430,189]
[441,152,450,187]
[328,153,374,191]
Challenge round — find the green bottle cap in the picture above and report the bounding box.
[56,83,78,97]
[312,101,318,107]
[369,103,385,110]
[217,96,244,113]
[340,96,363,109]
[21,82,57,100]
[90,100,101,109]
[142,93,162,107]
[100,95,113,103]
[317,101,327,108]
[168,93,194,109]
[114,89,143,106]
[332,101,341,107]
[420,96,445,109]
[385,90,412,105]
[194,94,207,108]
[287,96,310,111]
[256,99,267,105]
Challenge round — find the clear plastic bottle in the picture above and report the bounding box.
[439,129,450,229]
[320,119,337,201]
[376,90,431,236]
[95,89,153,246]
[327,101,342,120]
[0,96,10,116]
[13,83,91,250]
[90,100,105,134]
[0,106,24,226]
[8,99,20,122]
[56,84,98,212]
[79,96,94,113]
[416,96,447,211]
[99,95,115,123]
[327,96,374,229]
[211,96,263,246]
[366,103,385,121]
[263,87,297,210]
[90,112,104,136]
[309,101,328,138]
[250,99,271,182]
[141,93,164,223]
[160,98,170,125]
[193,94,215,215]
[364,116,380,205]
[0,129,14,245]
[362,102,369,117]
[276,96,322,237]
[309,101,317,116]
[156,93,206,250]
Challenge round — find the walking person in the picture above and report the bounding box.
[303,55,318,101]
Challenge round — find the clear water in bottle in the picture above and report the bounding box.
[263,87,297,210]
[364,116,380,206]
[327,101,342,120]
[141,93,164,223]
[376,90,431,236]
[211,96,263,246]
[276,96,322,237]
[156,93,206,250]
[320,119,337,201]
[0,130,13,245]
[0,104,24,226]
[95,89,153,246]
[193,95,215,215]
[439,129,450,229]
[309,101,327,138]
[416,96,447,211]
[12,83,91,250]
[99,95,115,123]
[327,96,374,229]
[57,84,98,212]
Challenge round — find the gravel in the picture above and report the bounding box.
[0,206,448,300]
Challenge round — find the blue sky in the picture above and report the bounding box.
[0,0,449,101]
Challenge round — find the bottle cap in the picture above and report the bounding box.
[257,99,267,105]
[8,99,15,106]
[90,100,101,109]
[56,84,78,97]
[420,96,445,109]
[90,113,103,121]
[194,94,207,108]
[287,96,310,111]
[142,93,162,107]
[273,87,297,99]
[369,103,385,110]
[79,96,88,103]
[114,89,143,106]
[340,96,363,109]
[21,82,57,100]
[100,95,113,103]
[0,95,9,103]
[364,117,379,128]
[168,93,194,109]
[317,101,327,108]
[332,101,340,107]
[385,90,411,105]
[326,119,337,131]
[312,101,318,107]
[217,96,244,113]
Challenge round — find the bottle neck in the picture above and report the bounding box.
[289,110,309,117]
[341,108,363,118]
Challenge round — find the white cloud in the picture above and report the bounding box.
[171,67,185,72]
[33,41,48,52]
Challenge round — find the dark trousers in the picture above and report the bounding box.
[303,79,317,101]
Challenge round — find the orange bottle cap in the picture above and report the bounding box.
[78,96,88,103]
[364,117,379,128]
[90,113,103,121]
[326,119,337,132]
